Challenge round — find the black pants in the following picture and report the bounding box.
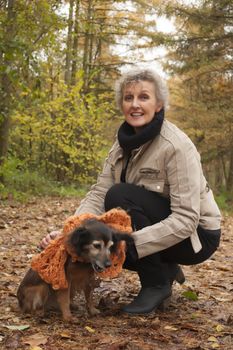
[105,183,221,286]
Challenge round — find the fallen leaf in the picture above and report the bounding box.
[85,326,95,333]
[4,324,30,331]
[23,333,48,347]
[215,324,224,332]
[30,347,43,350]
[4,333,20,349]
[164,325,178,331]
[217,266,231,272]
[60,332,71,339]
[208,336,218,342]
[227,314,233,325]
[182,290,198,301]
[213,296,233,302]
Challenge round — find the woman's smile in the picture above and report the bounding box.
[130,112,144,120]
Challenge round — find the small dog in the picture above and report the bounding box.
[17,218,133,321]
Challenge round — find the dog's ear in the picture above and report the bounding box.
[68,226,90,255]
[112,232,134,244]
[111,231,134,253]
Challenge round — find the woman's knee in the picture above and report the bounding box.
[104,183,131,210]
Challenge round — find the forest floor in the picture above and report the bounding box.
[0,197,233,350]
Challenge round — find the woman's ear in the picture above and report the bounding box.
[155,102,163,113]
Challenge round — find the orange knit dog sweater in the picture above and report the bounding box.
[31,208,132,290]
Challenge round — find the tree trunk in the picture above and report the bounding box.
[82,0,93,93]
[220,153,227,187]
[0,0,16,166]
[226,147,233,193]
[64,0,74,85]
[71,0,80,85]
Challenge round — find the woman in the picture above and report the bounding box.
[42,68,221,315]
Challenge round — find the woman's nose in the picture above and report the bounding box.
[132,98,140,108]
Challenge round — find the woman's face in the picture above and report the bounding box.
[122,80,162,132]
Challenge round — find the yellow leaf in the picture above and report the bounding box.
[208,336,218,342]
[164,325,178,331]
[85,326,95,333]
[215,324,224,332]
[211,344,220,348]
[30,347,42,350]
[60,332,71,339]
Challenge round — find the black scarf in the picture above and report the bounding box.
[117,108,164,152]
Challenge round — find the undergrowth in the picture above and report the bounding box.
[215,191,233,215]
[0,157,232,214]
[0,158,88,202]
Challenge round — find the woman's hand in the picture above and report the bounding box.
[40,230,61,249]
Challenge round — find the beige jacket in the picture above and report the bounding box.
[76,120,221,258]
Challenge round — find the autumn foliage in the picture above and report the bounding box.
[0,1,232,203]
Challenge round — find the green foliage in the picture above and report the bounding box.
[0,157,52,200]
[9,71,114,185]
[0,156,88,201]
[215,191,233,214]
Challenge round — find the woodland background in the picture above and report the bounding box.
[0,2,233,349]
[0,0,232,209]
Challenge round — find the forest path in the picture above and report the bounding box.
[0,197,232,350]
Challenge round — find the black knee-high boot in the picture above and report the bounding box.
[122,254,185,314]
[122,254,172,314]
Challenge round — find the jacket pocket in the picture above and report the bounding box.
[139,167,160,178]
[146,180,165,193]
[138,167,165,193]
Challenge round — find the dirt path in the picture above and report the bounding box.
[0,197,232,350]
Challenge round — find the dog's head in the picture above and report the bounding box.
[67,218,133,273]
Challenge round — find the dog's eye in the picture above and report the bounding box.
[93,243,101,249]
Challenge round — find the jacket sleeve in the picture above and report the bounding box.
[75,147,115,216]
[132,140,202,258]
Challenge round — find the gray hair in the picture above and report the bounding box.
[115,67,169,111]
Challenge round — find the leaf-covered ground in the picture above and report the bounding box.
[0,197,232,350]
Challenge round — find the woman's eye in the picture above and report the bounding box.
[140,94,149,100]
[124,95,133,101]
